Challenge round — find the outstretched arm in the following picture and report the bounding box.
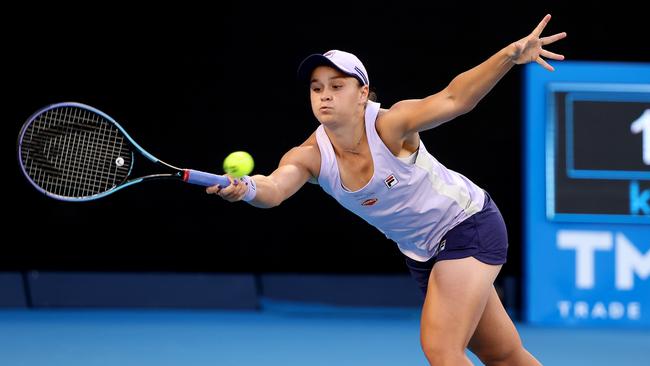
[383,14,566,136]
[206,145,317,208]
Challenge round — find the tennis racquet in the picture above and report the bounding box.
[18,102,231,202]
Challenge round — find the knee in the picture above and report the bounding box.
[474,341,526,366]
[420,335,466,365]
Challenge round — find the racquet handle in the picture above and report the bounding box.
[182,170,231,187]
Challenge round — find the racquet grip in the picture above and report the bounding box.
[182,169,230,187]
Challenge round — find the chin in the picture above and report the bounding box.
[317,115,337,126]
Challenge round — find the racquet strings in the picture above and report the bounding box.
[20,106,133,198]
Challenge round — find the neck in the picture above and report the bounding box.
[340,123,366,155]
[325,113,366,155]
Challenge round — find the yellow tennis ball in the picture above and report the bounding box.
[223,151,254,178]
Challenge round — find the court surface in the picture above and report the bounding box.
[1,300,648,365]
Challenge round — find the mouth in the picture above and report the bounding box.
[319,106,333,112]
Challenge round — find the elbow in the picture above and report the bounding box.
[459,102,475,115]
[453,97,475,115]
[445,88,474,116]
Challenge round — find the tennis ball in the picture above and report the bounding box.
[223,151,254,178]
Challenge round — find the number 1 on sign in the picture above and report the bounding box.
[631,109,650,165]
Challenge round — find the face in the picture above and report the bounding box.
[309,66,368,126]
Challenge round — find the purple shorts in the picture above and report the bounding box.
[405,190,508,295]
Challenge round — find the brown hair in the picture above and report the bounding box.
[368,89,378,102]
[357,80,377,102]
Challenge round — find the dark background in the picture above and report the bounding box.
[5,2,647,279]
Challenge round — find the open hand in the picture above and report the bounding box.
[510,14,567,71]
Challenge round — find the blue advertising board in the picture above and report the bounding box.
[525,61,650,327]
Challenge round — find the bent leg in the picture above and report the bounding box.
[468,286,542,365]
[419,257,501,365]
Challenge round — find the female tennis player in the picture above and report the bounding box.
[208,14,565,365]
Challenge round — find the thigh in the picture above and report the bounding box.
[468,286,524,362]
[421,257,502,348]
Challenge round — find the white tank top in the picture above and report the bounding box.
[315,101,486,261]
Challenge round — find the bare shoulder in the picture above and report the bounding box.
[375,102,420,154]
[376,99,420,127]
[282,131,321,184]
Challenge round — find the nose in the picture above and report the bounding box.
[320,92,332,101]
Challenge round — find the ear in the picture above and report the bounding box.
[359,85,369,104]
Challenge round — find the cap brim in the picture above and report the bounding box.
[297,54,339,84]
[297,54,366,86]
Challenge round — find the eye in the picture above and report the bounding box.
[311,87,321,92]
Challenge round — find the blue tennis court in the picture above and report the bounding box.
[1,301,648,365]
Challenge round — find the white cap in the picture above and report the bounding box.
[297,50,369,86]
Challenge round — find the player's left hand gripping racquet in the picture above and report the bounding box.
[17,102,230,201]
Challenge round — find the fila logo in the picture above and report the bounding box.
[384,174,398,189]
[434,239,447,256]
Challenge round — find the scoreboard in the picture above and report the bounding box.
[524,62,650,327]
[548,83,650,223]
